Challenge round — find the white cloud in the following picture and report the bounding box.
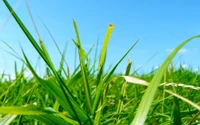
[166,48,189,54]
[193,68,199,72]
[154,65,159,70]
[181,64,188,69]
[178,49,189,54]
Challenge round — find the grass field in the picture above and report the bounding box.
[1,0,200,125]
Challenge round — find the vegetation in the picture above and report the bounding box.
[1,0,200,124]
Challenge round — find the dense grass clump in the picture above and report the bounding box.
[1,0,200,125]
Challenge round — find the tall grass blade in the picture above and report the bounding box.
[131,35,200,125]
[3,1,90,123]
[73,20,92,114]
[173,96,182,125]
[21,49,89,124]
[92,24,114,115]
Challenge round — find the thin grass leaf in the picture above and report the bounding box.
[3,1,89,123]
[164,90,200,111]
[3,0,44,61]
[21,49,90,124]
[131,35,200,125]
[187,111,200,125]
[0,114,17,125]
[32,114,70,125]
[1,41,23,61]
[92,37,100,74]
[115,59,132,124]
[103,40,138,83]
[0,106,55,115]
[173,95,182,125]
[38,17,70,77]
[58,42,68,75]
[73,20,92,114]
[92,24,114,115]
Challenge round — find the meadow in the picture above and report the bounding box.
[1,0,200,125]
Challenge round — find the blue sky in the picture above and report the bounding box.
[0,0,200,77]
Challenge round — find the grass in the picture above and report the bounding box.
[1,0,200,124]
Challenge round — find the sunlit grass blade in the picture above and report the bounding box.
[0,106,55,115]
[92,24,114,115]
[3,1,91,124]
[131,35,200,125]
[96,24,114,85]
[73,20,92,114]
[0,114,17,125]
[0,106,71,125]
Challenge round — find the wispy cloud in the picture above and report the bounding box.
[166,48,189,54]
[193,68,199,72]
[154,65,160,70]
[181,64,188,69]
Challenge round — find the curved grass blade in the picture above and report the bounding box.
[21,49,89,124]
[131,35,200,125]
[3,1,90,124]
[165,90,200,111]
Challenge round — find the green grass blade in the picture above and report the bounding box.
[173,96,182,125]
[97,24,114,85]
[0,114,17,125]
[0,106,55,115]
[91,24,114,115]
[32,114,70,125]
[39,17,70,77]
[21,49,89,124]
[131,35,200,125]
[115,59,132,124]
[73,20,92,114]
